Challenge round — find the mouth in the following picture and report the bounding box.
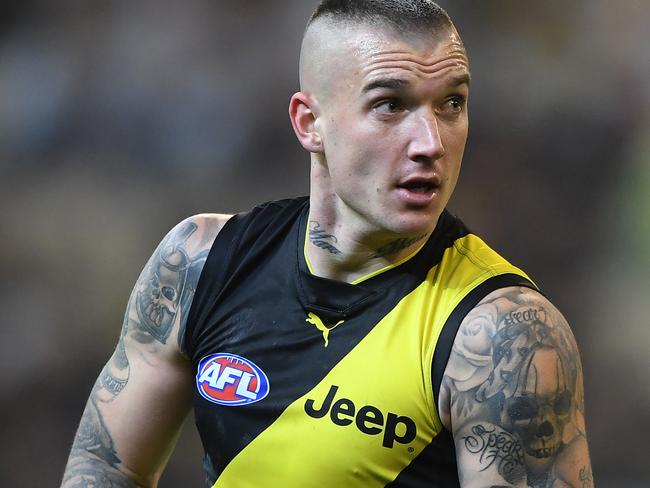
[399,181,436,194]
[397,173,441,191]
[395,175,441,204]
[526,444,561,458]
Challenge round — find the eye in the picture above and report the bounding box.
[373,98,404,114]
[554,391,572,415]
[161,286,177,301]
[439,95,466,115]
[507,396,538,420]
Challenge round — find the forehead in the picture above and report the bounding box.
[327,22,469,91]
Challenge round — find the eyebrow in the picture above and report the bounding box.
[451,73,471,87]
[362,78,410,94]
[362,73,471,94]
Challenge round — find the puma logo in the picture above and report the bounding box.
[305,312,344,347]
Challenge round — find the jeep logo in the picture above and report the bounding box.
[304,384,417,448]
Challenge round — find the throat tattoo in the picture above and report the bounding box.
[371,234,428,259]
[309,220,342,255]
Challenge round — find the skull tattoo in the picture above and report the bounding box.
[502,347,572,466]
[135,222,196,343]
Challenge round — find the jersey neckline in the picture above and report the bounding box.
[294,201,454,323]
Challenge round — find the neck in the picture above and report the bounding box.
[305,200,431,284]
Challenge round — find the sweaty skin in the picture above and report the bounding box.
[293,20,470,282]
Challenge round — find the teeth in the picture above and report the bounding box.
[527,444,559,458]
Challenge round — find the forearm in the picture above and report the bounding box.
[61,397,148,488]
[62,453,142,488]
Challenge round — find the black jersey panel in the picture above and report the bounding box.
[184,198,304,357]
[385,428,459,488]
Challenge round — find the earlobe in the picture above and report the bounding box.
[289,92,323,153]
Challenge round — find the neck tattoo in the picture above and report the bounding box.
[309,220,342,255]
[371,234,428,259]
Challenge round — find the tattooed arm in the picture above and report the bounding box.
[438,287,593,488]
[61,213,231,488]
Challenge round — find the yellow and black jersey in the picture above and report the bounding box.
[185,196,536,487]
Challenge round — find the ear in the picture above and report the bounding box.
[289,92,323,153]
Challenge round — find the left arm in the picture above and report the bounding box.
[438,286,593,488]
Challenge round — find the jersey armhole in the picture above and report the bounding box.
[182,214,246,360]
[430,273,538,428]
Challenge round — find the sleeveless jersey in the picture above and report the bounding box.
[184,196,537,487]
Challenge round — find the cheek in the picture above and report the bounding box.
[442,120,468,154]
[442,130,466,186]
[327,130,385,176]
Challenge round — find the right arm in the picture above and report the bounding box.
[61,213,231,487]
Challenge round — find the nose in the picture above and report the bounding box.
[407,110,445,163]
[536,420,554,438]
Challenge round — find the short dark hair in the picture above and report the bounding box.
[308,0,452,32]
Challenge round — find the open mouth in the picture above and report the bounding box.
[402,182,434,194]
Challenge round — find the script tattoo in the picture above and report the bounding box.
[443,287,592,487]
[98,349,128,397]
[503,307,544,326]
[463,424,525,481]
[96,303,132,400]
[309,220,342,255]
[371,234,427,259]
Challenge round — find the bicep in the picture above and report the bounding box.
[440,286,593,488]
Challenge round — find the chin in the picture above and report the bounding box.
[386,212,441,238]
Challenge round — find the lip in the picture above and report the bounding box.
[395,175,441,206]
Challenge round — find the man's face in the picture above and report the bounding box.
[311,23,470,237]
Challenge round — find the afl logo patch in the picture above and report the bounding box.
[196,353,270,406]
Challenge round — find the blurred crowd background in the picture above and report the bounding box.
[1,0,648,486]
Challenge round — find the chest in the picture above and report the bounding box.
[191,260,446,486]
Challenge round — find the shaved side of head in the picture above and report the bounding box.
[299,20,342,102]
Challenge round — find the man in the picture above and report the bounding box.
[62,1,593,487]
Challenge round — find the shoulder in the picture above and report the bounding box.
[189,212,233,227]
[203,197,308,252]
[129,213,233,353]
[427,214,536,296]
[440,286,579,428]
[153,213,233,280]
[447,232,534,285]
[172,212,233,242]
[156,213,233,263]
